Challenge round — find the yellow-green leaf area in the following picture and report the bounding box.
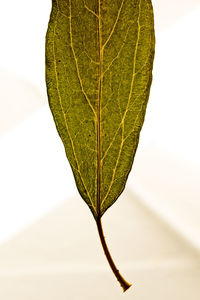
[45,0,155,219]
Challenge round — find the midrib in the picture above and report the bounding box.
[97,0,102,217]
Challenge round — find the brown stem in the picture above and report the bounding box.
[96,216,132,292]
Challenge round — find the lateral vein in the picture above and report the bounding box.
[69,0,97,118]
[52,7,96,214]
[101,0,142,208]
[102,0,125,51]
[83,0,99,18]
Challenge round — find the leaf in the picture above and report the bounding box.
[45,0,155,291]
[45,0,155,219]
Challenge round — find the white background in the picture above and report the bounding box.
[0,0,200,247]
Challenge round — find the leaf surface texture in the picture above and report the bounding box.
[46,0,155,218]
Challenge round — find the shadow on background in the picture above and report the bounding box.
[0,190,200,299]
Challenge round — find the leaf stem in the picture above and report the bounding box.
[96,216,132,292]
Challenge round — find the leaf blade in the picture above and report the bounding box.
[45,0,155,218]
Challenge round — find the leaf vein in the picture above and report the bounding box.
[69,1,97,118]
[100,0,142,206]
[83,0,99,18]
[102,25,131,77]
[102,0,125,51]
[53,5,96,214]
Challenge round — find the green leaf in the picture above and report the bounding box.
[45,0,155,291]
[45,0,155,220]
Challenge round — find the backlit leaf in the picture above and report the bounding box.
[45,0,155,219]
